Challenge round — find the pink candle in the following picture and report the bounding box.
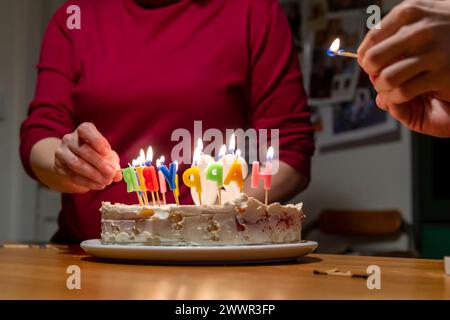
[263,161,272,190]
[157,157,167,194]
[251,161,260,189]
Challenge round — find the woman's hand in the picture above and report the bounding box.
[54,122,122,192]
[30,122,121,194]
[358,0,450,137]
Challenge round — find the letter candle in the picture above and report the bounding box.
[183,148,203,205]
[156,156,167,205]
[123,163,144,206]
[327,38,357,59]
[135,150,150,206]
[143,146,160,206]
[206,144,226,205]
[223,149,245,193]
[160,159,179,206]
[191,139,216,206]
[221,134,248,203]
[251,147,274,205]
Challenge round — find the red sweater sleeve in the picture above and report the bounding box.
[20,5,78,180]
[248,0,314,180]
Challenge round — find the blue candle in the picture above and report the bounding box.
[160,161,177,190]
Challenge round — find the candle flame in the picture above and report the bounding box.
[229,133,236,153]
[146,146,153,163]
[218,145,226,159]
[131,159,138,167]
[160,155,165,164]
[139,149,146,166]
[193,147,201,165]
[196,138,203,152]
[329,38,340,52]
[235,149,241,158]
[267,146,274,162]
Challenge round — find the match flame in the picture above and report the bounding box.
[267,146,274,162]
[329,38,340,52]
[146,146,153,164]
[229,133,236,153]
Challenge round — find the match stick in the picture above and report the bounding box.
[330,50,358,59]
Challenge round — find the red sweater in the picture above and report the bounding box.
[20,0,314,242]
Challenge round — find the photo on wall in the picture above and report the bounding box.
[316,72,399,152]
[307,9,365,105]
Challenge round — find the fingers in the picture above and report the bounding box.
[67,139,116,179]
[77,122,111,156]
[374,54,433,91]
[382,71,435,104]
[358,0,426,59]
[360,21,430,75]
[55,145,112,186]
[55,158,105,191]
[377,91,412,126]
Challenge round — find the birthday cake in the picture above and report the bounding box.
[100,193,304,246]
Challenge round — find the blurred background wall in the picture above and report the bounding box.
[0,0,432,256]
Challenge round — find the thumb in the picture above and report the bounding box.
[109,151,122,182]
[378,91,412,126]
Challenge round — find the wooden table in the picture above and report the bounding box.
[0,244,449,299]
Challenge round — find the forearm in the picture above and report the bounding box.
[30,137,85,193]
[244,161,308,203]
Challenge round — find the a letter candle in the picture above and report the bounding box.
[157,156,167,205]
[251,147,274,205]
[327,38,357,59]
[191,139,217,206]
[221,134,248,203]
[123,163,144,206]
[223,149,245,193]
[143,146,160,206]
[183,148,203,206]
[135,150,150,206]
[206,144,225,205]
[160,159,179,206]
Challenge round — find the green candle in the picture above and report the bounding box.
[206,162,223,188]
[122,167,139,193]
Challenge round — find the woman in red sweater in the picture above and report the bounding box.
[20,0,314,242]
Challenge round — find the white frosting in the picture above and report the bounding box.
[100,193,304,246]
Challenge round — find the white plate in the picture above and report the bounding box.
[80,239,318,264]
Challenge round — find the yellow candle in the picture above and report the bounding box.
[223,159,244,192]
[182,167,202,194]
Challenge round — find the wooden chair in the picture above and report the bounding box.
[303,209,416,257]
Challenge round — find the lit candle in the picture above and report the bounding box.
[191,138,217,206]
[251,146,274,197]
[123,163,144,206]
[157,156,167,205]
[134,150,150,206]
[206,144,225,205]
[221,134,248,203]
[223,149,245,193]
[327,38,357,58]
[142,146,160,206]
[160,159,179,206]
[183,148,203,205]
